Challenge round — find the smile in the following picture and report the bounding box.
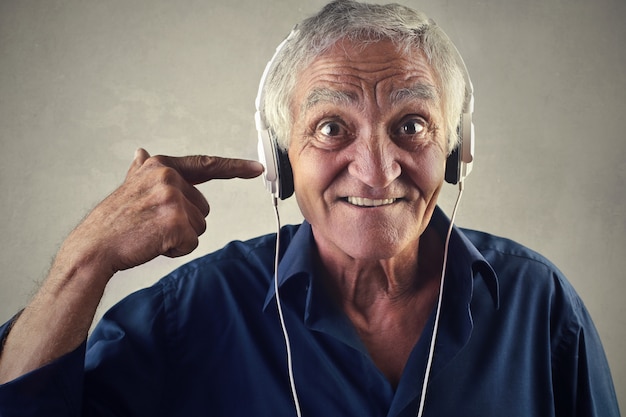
[346,197,397,207]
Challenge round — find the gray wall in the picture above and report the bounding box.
[1,0,624,410]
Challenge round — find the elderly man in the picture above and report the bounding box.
[0,1,619,416]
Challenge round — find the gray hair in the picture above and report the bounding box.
[261,0,468,153]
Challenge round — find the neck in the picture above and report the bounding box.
[316,227,444,387]
[318,226,442,314]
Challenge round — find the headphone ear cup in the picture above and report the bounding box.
[445,146,461,184]
[255,110,294,200]
[445,118,464,184]
[445,110,474,185]
[256,122,280,196]
[458,111,475,181]
[274,140,294,200]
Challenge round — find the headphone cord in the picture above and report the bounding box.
[416,180,465,417]
[272,196,303,417]
[272,180,464,417]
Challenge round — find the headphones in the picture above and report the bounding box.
[255,28,474,200]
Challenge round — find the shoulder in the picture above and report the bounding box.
[461,227,585,320]
[461,228,603,352]
[462,228,560,271]
[454,229,618,413]
[463,227,568,283]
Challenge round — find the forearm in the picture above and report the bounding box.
[0,238,112,384]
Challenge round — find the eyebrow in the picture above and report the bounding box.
[301,88,358,114]
[390,84,439,105]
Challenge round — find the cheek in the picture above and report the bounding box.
[289,150,339,217]
[405,148,447,193]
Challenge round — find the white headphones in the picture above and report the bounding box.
[255,27,474,200]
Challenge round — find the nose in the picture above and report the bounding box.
[347,137,401,189]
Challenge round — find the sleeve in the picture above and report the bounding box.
[0,318,87,417]
[0,281,174,417]
[551,289,621,417]
[82,283,173,416]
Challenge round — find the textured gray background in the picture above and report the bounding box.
[1,0,624,410]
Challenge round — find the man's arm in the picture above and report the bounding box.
[0,148,263,384]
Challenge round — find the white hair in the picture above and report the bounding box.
[261,0,468,153]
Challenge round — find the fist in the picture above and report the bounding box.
[68,149,263,275]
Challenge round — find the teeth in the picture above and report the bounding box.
[346,197,397,207]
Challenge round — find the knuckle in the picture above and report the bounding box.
[159,186,182,205]
[155,166,180,186]
[150,154,169,165]
[164,231,199,258]
[201,202,210,217]
[195,215,208,236]
[195,194,210,217]
[142,155,166,170]
[163,210,189,231]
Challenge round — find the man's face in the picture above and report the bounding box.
[288,39,448,262]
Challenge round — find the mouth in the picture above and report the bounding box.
[345,196,398,207]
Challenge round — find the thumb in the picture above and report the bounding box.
[126,148,151,178]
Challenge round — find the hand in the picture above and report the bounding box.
[64,148,264,276]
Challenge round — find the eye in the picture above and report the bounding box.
[319,121,343,137]
[311,119,353,150]
[392,117,431,150]
[398,118,427,136]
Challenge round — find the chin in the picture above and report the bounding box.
[326,220,421,261]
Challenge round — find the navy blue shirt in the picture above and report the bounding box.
[0,207,620,416]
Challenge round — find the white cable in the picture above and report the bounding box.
[416,181,465,417]
[271,180,463,417]
[272,196,303,417]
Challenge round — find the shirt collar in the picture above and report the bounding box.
[263,206,500,311]
[430,206,500,309]
[263,221,316,311]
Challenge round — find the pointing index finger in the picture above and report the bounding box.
[159,155,265,185]
[201,156,265,180]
